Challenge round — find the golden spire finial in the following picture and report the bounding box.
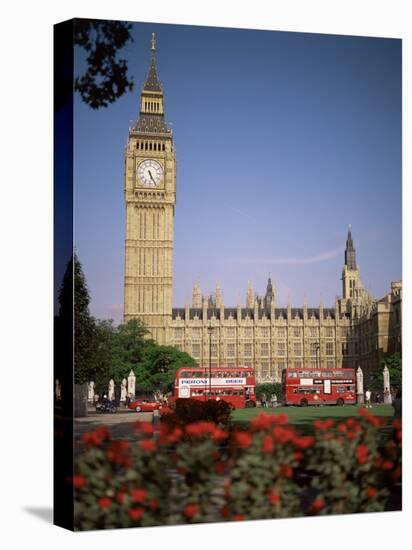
[151,32,156,51]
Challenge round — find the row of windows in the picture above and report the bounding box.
[143,100,161,112]
[188,342,336,358]
[173,326,345,339]
[180,370,254,378]
[136,141,166,151]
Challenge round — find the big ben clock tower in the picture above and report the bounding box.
[123,34,176,343]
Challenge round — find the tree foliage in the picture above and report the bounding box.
[136,345,196,393]
[71,255,96,384]
[74,19,134,109]
[110,319,149,383]
[369,353,402,391]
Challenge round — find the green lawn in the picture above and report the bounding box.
[231,404,395,445]
[232,404,393,425]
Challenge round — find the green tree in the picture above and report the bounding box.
[56,254,95,384]
[74,19,134,109]
[91,319,115,387]
[366,353,402,393]
[110,319,149,383]
[137,345,196,393]
[71,255,96,384]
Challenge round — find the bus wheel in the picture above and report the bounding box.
[337,398,344,406]
[300,399,308,407]
[245,400,256,408]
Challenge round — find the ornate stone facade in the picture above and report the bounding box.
[124,37,402,382]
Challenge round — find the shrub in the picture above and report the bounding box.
[161,398,232,430]
[73,410,401,529]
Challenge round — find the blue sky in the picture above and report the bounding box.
[74,22,401,324]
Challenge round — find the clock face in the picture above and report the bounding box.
[137,159,163,187]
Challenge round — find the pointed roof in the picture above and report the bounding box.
[143,32,162,93]
[345,226,357,270]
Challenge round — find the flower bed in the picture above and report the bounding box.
[73,410,401,530]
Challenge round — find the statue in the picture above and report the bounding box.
[356,366,364,404]
[383,366,392,404]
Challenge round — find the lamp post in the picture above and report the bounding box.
[315,343,320,371]
[207,326,213,400]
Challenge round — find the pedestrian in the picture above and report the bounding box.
[365,388,372,409]
[261,392,267,408]
[270,393,277,408]
[392,389,402,418]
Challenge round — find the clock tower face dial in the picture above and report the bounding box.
[137,159,163,187]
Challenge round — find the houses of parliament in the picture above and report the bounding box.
[123,35,402,383]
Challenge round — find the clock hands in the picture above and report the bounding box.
[148,169,156,185]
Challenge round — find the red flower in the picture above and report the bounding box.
[272,413,288,425]
[293,435,315,449]
[106,440,131,466]
[233,514,246,521]
[98,497,112,509]
[148,499,158,510]
[294,451,304,462]
[262,435,274,453]
[366,487,377,499]
[212,427,228,441]
[267,489,281,505]
[346,418,359,429]
[393,418,402,430]
[72,475,86,489]
[131,488,147,503]
[186,421,216,438]
[272,426,294,443]
[233,431,253,449]
[128,507,144,521]
[356,444,369,465]
[308,497,325,514]
[337,423,347,433]
[220,505,230,518]
[382,460,394,471]
[184,504,199,518]
[280,464,293,478]
[214,462,226,474]
[313,419,334,431]
[117,492,126,504]
[251,412,276,431]
[140,439,156,452]
[136,422,154,435]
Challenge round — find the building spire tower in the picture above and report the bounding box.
[123,34,176,343]
[340,226,366,316]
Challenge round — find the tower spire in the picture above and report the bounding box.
[143,33,162,92]
[345,226,357,270]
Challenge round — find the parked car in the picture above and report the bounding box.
[128,398,163,413]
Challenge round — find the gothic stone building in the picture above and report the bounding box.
[123,35,402,383]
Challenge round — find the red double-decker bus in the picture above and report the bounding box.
[281,368,356,406]
[172,366,257,409]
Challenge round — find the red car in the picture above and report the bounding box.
[128,398,163,413]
